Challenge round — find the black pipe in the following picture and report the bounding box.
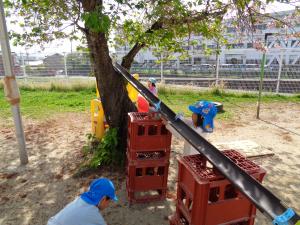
[114,63,300,224]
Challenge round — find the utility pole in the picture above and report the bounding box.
[0,0,28,164]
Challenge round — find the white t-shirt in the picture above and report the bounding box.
[165,118,209,156]
[47,197,107,225]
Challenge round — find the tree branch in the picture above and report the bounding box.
[74,1,87,33]
[249,7,297,34]
[121,7,228,70]
[121,21,163,70]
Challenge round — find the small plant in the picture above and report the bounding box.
[82,128,120,168]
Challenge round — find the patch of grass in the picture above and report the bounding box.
[18,78,96,92]
[158,85,299,120]
[0,83,298,121]
[0,87,95,119]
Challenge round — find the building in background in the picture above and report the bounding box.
[0,52,21,76]
[115,10,300,71]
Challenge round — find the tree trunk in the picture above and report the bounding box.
[81,0,137,159]
[84,30,136,157]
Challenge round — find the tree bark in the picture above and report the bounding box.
[82,1,136,157]
[121,43,145,70]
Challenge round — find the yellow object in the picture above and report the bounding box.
[91,99,105,139]
[296,220,300,225]
[95,74,139,102]
[126,73,139,102]
[96,83,100,98]
[92,74,139,139]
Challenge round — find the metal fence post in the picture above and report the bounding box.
[216,54,220,86]
[276,49,284,94]
[160,52,164,84]
[64,53,68,77]
[21,53,27,78]
[257,33,272,119]
[0,0,28,165]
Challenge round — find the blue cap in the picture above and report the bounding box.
[80,178,118,206]
[188,100,217,132]
[148,77,156,84]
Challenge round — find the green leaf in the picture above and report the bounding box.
[82,11,111,33]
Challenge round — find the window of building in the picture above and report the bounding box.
[207,44,216,49]
[227,27,236,33]
[246,59,260,64]
[194,45,202,50]
[193,57,202,64]
[225,58,242,64]
[247,43,253,48]
[233,43,244,48]
[180,58,191,64]
[255,24,267,30]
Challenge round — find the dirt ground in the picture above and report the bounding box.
[0,102,300,225]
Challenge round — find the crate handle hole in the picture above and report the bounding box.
[209,187,220,202]
[136,168,143,176]
[138,126,145,136]
[146,167,155,176]
[224,184,238,199]
[148,125,158,135]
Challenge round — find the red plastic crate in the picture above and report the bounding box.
[173,150,266,225]
[127,186,167,203]
[126,161,169,190]
[126,161,169,203]
[168,215,178,225]
[127,147,170,162]
[127,112,172,150]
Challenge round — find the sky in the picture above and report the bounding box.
[2,1,300,56]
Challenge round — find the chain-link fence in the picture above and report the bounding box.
[131,61,300,94]
[6,52,93,77]
[1,52,299,94]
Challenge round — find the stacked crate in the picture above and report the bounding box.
[169,150,266,225]
[126,112,172,203]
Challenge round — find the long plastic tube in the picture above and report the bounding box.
[114,63,300,224]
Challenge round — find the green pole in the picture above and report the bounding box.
[256,53,266,119]
[256,33,272,119]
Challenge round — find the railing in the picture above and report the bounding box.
[1,52,300,94]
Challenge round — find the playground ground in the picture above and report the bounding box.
[0,102,300,225]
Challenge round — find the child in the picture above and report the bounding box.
[47,178,118,225]
[137,78,158,112]
[147,77,158,96]
[188,100,217,132]
[164,101,217,155]
[137,93,149,112]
